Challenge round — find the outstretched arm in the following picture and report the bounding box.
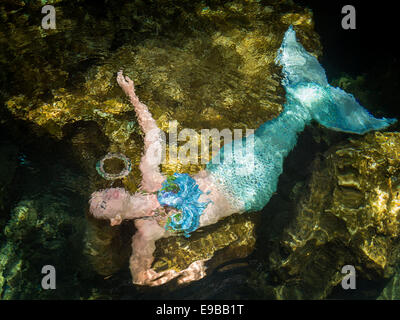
[130,219,179,286]
[117,70,165,192]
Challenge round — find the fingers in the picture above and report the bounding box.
[125,75,135,89]
[116,70,136,93]
[177,260,207,284]
[116,71,125,86]
[117,70,129,85]
[132,265,207,286]
[147,269,179,286]
[177,271,204,284]
[177,274,192,284]
[133,269,180,286]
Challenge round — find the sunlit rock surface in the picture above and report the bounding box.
[267,132,400,299]
[3,0,321,172]
[153,212,259,274]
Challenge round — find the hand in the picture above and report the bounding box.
[133,268,179,286]
[117,70,137,100]
[132,260,207,286]
[176,260,207,284]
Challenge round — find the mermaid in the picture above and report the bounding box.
[89,26,396,286]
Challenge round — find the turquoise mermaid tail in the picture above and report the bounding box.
[207,25,397,212]
[276,25,396,134]
[156,26,397,236]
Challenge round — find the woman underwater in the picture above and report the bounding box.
[89,26,396,286]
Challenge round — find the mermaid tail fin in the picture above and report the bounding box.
[311,86,396,134]
[275,25,328,87]
[276,26,397,135]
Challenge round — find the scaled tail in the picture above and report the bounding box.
[275,25,396,134]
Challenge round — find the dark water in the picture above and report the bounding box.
[297,0,400,119]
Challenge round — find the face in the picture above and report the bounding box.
[89,188,130,221]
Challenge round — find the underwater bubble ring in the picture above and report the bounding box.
[96,153,132,180]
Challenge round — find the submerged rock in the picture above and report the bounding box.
[0,156,94,299]
[0,197,86,299]
[266,132,400,299]
[152,211,259,274]
[84,217,133,277]
[4,0,321,173]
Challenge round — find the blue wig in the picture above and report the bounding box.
[157,173,211,237]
